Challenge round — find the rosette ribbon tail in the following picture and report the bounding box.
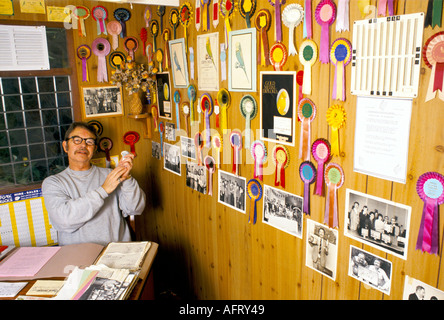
[336,0,349,31]
[433,62,444,92]
[81,58,88,82]
[416,198,439,254]
[320,24,329,63]
[378,0,387,16]
[205,110,211,148]
[303,182,310,215]
[245,114,251,150]
[333,61,345,101]
[260,29,270,66]
[304,0,312,39]
[97,56,108,82]
[299,119,311,160]
[208,171,213,195]
[315,161,324,196]
[275,0,282,42]
[331,127,339,157]
[324,183,336,228]
[388,0,394,16]
[175,103,180,131]
[288,27,297,56]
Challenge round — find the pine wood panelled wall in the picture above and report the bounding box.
[3,0,443,299]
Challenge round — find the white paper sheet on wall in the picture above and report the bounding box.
[353,96,412,184]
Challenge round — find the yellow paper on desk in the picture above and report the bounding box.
[26,280,65,296]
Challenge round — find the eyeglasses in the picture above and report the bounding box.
[66,136,96,146]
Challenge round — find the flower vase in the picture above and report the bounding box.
[129,93,143,115]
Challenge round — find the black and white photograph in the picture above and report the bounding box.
[348,245,392,295]
[403,275,444,300]
[180,136,196,160]
[305,219,338,281]
[344,189,411,260]
[262,184,303,239]
[81,85,123,119]
[165,122,176,141]
[185,161,206,194]
[152,141,161,160]
[163,142,181,176]
[218,170,246,213]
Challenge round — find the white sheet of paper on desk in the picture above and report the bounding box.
[0,281,28,297]
[353,96,412,184]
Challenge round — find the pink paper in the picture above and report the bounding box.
[0,247,60,277]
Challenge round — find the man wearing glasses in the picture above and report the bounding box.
[42,122,146,246]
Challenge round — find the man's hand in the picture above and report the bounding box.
[118,152,134,180]
[102,166,129,194]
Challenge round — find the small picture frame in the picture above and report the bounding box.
[228,28,257,92]
[163,142,181,176]
[169,38,189,88]
[218,169,246,214]
[80,85,123,119]
[155,72,173,120]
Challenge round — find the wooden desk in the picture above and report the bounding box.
[0,242,158,300]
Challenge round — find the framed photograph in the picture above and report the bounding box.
[196,32,219,91]
[81,85,123,119]
[155,72,172,119]
[169,38,189,88]
[218,170,246,213]
[344,189,411,260]
[259,71,297,146]
[186,160,206,194]
[165,122,176,141]
[348,245,392,295]
[163,142,181,176]
[403,275,444,300]
[228,28,257,92]
[305,219,338,281]
[262,184,303,239]
[152,141,161,160]
[180,136,196,160]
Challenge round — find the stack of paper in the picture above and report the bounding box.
[52,265,138,300]
[94,241,151,271]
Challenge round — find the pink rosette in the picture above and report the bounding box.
[311,138,331,196]
[91,38,111,82]
[315,0,336,64]
[416,172,444,254]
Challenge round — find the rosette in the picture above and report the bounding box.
[239,0,257,28]
[92,38,111,82]
[217,88,231,134]
[297,98,316,161]
[107,21,122,50]
[282,3,304,56]
[254,9,272,66]
[299,161,316,215]
[423,32,444,102]
[204,156,216,195]
[239,94,257,149]
[251,140,267,181]
[324,162,344,228]
[187,84,197,123]
[92,6,108,35]
[123,131,140,156]
[311,138,331,196]
[330,38,351,101]
[77,45,91,82]
[212,133,223,168]
[247,179,263,224]
[195,132,204,166]
[269,42,288,71]
[200,93,214,147]
[416,172,444,254]
[326,104,346,157]
[272,144,289,188]
[298,39,317,95]
[114,8,131,38]
[98,137,113,167]
[315,0,336,63]
[230,130,243,176]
